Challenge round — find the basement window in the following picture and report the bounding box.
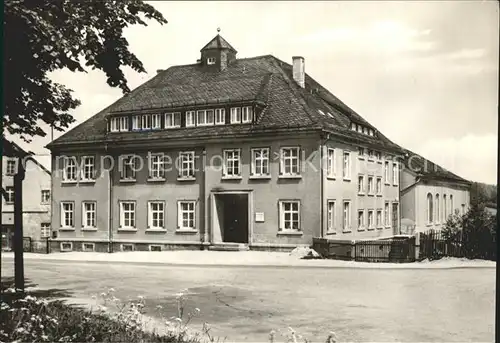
[149,245,163,252]
[60,242,73,252]
[82,243,95,252]
[121,244,135,252]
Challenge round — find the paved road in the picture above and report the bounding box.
[1,258,495,342]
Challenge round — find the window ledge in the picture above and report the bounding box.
[176,229,197,234]
[5,202,14,205]
[377,226,384,230]
[278,175,302,180]
[357,228,365,232]
[59,227,75,231]
[376,194,383,197]
[377,161,383,164]
[117,227,138,232]
[385,226,392,229]
[343,178,351,182]
[146,228,167,233]
[61,180,77,185]
[342,229,352,233]
[165,126,181,130]
[249,175,271,180]
[326,175,336,180]
[385,182,391,186]
[368,193,375,197]
[325,231,337,235]
[368,159,375,162]
[81,227,97,231]
[79,179,96,184]
[119,179,136,183]
[358,157,365,160]
[177,177,196,182]
[393,184,399,187]
[221,176,242,180]
[358,192,365,196]
[147,178,166,183]
[277,231,303,236]
[367,227,375,231]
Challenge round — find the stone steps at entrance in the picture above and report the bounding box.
[208,243,249,251]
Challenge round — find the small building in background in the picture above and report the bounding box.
[1,139,51,252]
[400,149,471,233]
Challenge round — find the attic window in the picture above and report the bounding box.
[369,129,374,136]
[350,123,356,131]
[318,109,325,116]
[207,57,216,65]
[327,112,334,118]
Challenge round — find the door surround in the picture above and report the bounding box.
[210,190,253,245]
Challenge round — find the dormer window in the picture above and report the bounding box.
[165,112,181,128]
[351,123,356,131]
[151,114,161,129]
[197,109,215,126]
[110,116,129,132]
[132,115,141,130]
[230,107,242,124]
[207,57,216,65]
[141,115,151,130]
[242,106,253,123]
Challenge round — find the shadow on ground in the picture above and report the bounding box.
[1,277,74,303]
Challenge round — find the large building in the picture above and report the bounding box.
[1,139,52,251]
[400,149,471,234]
[46,34,405,253]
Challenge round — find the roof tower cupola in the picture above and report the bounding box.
[200,28,237,71]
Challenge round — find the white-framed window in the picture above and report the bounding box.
[178,201,196,230]
[279,200,300,231]
[435,194,440,223]
[223,149,241,178]
[151,114,161,129]
[251,148,270,177]
[5,158,17,176]
[384,161,390,184]
[392,162,399,185]
[384,202,390,227]
[367,150,375,161]
[149,153,165,180]
[215,108,225,125]
[376,177,382,196]
[327,200,335,233]
[342,151,351,180]
[327,148,335,178]
[109,117,128,132]
[148,201,165,229]
[60,242,73,252]
[207,57,216,65]
[40,223,51,238]
[5,186,14,203]
[351,123,356,131]
[427,193,433,224]
[343,201,351,231]
[358,175,365,195]
[63,157,77,181]
[164,112,181,128]
[450,195,454,216]
[82,243,95,252]
[367,176,374,195]
[132,115,141,130]
[375,151,382,161]
[363,127,368,135]
[121,244,135,252]
[376,210,382,228]
[82,201,96,228]
[358,147,365,159]
[60,202,74,228]
[179,151,195,179]
[280,147,300,176]
[120,155,138,180]
[357,125,363,133]
[368,210,374,229]
[81,156,95,181]
[242,106,253,123]
[119,201,136,229]
[41,190,50,204]
[185,111,196,127]
[141,114,151,130]
[110,117,120,132]
[357,210,365,230]
[230,107,242,124]
[197,109,215,126]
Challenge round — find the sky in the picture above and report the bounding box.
[8,1,499,184]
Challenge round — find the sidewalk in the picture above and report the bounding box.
[1,251,495,269]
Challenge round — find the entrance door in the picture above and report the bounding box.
[392,203,399,235]
[220,194,248,243]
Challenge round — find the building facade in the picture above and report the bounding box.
[47,35,405,252]
[400,150,471,234]
[1,140,51,251]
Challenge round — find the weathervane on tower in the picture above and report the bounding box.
[217,27,221,33]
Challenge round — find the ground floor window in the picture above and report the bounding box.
[82,201,96,228]
[119,201,136,228]
[60,202,74,228]
[178,201,196,230]
[40,223,51,238]
[279,200,300,231]
[327,200,335,233]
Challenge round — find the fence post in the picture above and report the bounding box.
[46,237,50,254]
[351,240,356,261]
[414,232,420,261]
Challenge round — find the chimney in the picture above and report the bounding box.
[292,56,305,88]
